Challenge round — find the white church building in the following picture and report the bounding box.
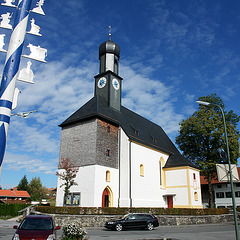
[56,36,203,209]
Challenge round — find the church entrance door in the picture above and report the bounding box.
[167,196,173,208]
[102,187,113,207]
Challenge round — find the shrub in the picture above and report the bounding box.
[0,204,30,217]
[35,206,229,216]
[61,221,87,240]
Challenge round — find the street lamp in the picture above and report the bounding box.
[196,100,239,240]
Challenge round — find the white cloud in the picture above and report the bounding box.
[4,152,57,175]
[121,64,183,134]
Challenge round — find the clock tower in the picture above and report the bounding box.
[94,35,122,111]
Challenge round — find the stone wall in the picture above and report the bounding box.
[52,214,234,227]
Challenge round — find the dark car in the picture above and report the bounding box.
[12,215,60,240]
[104,213,159,231]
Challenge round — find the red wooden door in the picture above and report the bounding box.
[167,196,173,208]
[102,189,109,207]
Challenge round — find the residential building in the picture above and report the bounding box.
[201,167,240,208]
[0,188,30,204]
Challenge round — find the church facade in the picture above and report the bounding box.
[56,37,203,208]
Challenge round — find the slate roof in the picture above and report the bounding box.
[60,95,196,169]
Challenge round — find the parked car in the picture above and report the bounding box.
[12,215,60,240]
[104,213,159,231]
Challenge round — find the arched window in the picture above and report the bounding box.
[159,161,162,186]
[140,164,144,177]
[106,170,110,182]
[159,157,165,187]
[194,192,198,201]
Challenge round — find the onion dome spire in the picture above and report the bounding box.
[99,27,120,75]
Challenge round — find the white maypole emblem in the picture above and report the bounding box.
[27,18,42,36]
[32,0,45,15]
[1,0,16,7]
[18,61,34,84]
[23,43,47,62]
[0,12,13,29]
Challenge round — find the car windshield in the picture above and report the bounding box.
[122,214,130,219]
[19,218,53,230]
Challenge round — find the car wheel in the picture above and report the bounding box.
[115,223,123,231]
[147,222,154,231]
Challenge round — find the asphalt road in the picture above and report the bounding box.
[0,220,239,240]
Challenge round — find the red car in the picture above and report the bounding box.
[12,215,60,240]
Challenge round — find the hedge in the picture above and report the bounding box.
[0,203,30,217]
[35,206,229,216]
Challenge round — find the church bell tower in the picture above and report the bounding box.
[94,33,122,111]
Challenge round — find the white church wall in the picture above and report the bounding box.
[188,168,202,207]
[56,165,119,207]
[119,128,131,207]
[92,165,119,207]
[165,169,188,186]
[56,169,65,206]
[56,167,96,207]
[130,142,168,207]
[165,167,202,208]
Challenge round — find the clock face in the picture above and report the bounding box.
[112,78,120,90]
[97,77,107,88]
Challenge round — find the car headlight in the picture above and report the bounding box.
[12,234,19,240]
[47,234,54,240]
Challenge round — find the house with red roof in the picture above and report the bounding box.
[201,167,240,208]
[0,188,30,204]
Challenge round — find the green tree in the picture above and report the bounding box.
[17,175,29,192]
[28,177,47,201]
[176,94,240,208]
[56,158,79,205]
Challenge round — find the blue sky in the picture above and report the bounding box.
[0,0,239,189]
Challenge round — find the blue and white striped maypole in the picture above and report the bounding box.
[0,0,33,178]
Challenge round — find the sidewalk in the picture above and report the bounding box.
[0,215,22,228]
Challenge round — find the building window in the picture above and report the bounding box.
[106,149,110,157]
[64,192,80,205]
[107,126,110,133]
[140,164,144,177]
[217,184,222,188]
[216,192,224,198]
[226,192,232,198]
[159,161,162,186]
[194,192,198,201]
[236,183,240,187]
[235,191,240,198]
[159,158,165,187]
[193,173,196,180]
[135,130,139,135]
[106,170,111,182]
